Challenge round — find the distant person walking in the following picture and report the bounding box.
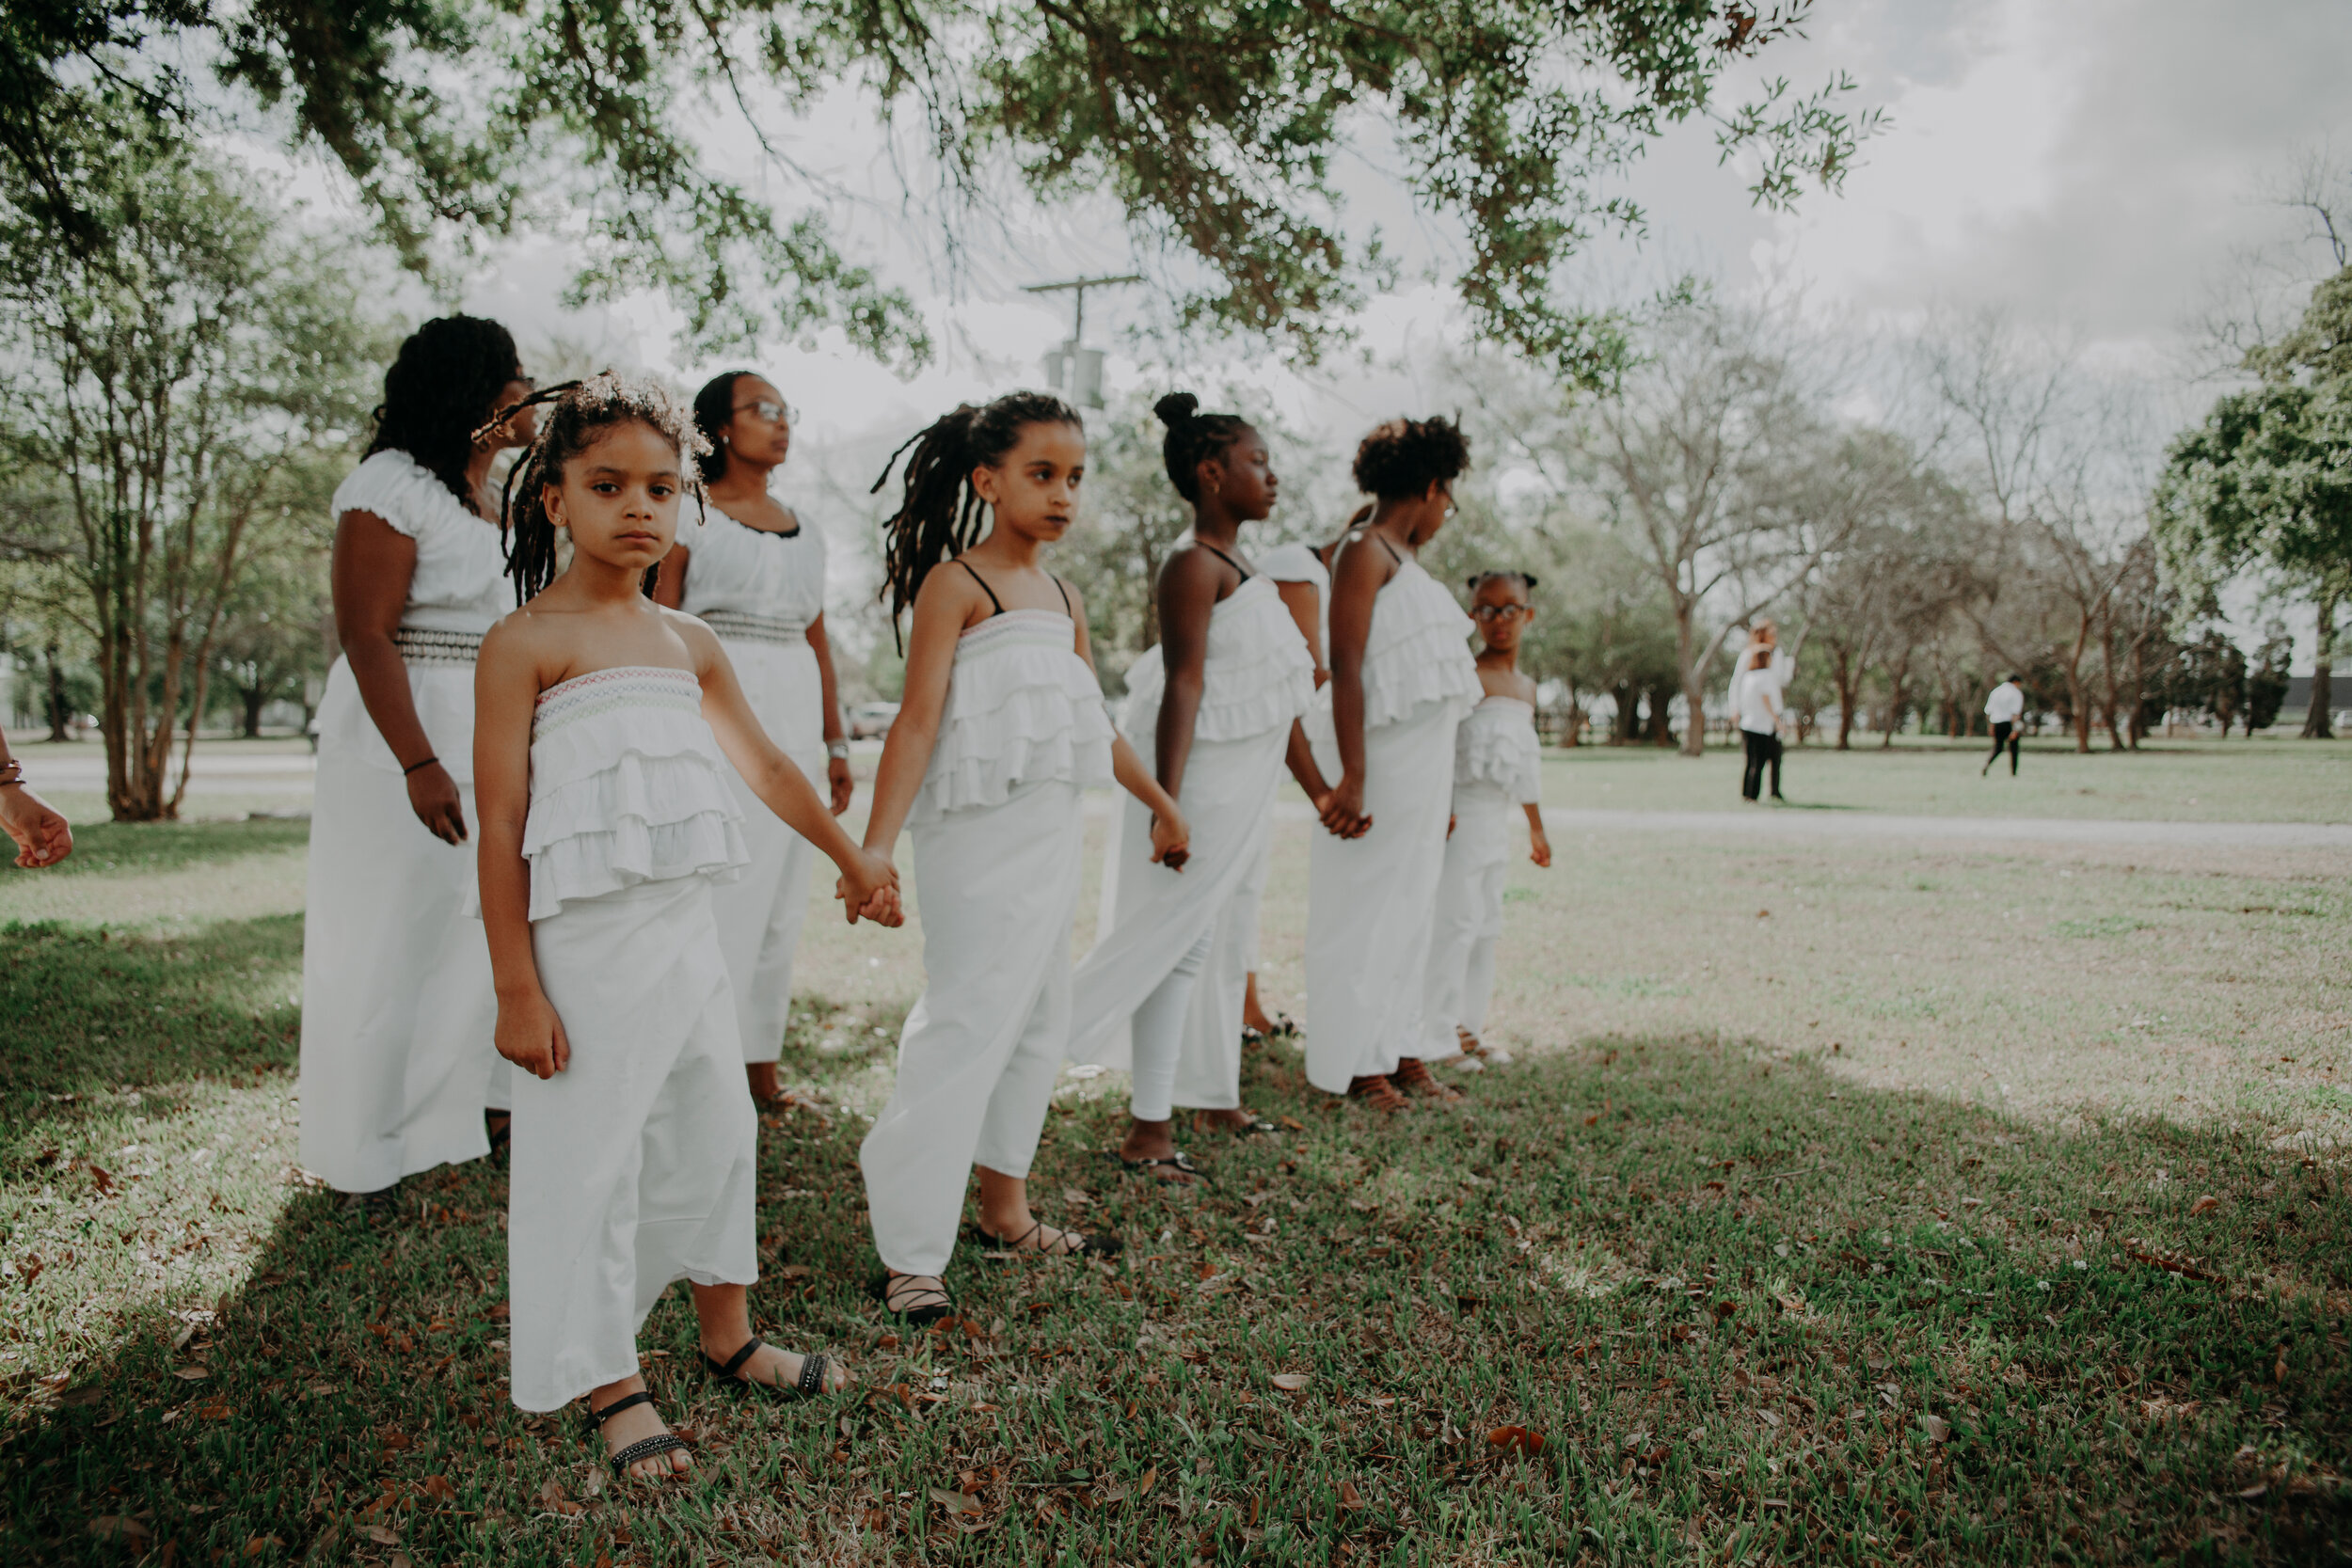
[1982,675,2026,777]
[1737,640,1785,802]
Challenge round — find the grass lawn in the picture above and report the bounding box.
[2,806,2348,1564]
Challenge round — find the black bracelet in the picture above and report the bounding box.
[402,755,439,777]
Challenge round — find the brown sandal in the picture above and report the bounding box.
[1347,1074,1411,1113]
[1392,1057,1462,1103]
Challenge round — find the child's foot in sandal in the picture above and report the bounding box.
[977,1215,1123,1259]
[1347,1074,1410,1113]
[585,1380,691,1480]
[1117,1119,1201,1184]
[879,1272,955,1326]
[1393,1057,1463,1102]
[701,1334,850,1396]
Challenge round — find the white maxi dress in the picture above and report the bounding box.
[678,507,829,1063]
[1421,695,1543,1055]
[858,603,1114,1277]
[300,451,513,1193]
[506,666,760,1412]
[1301,556,1481,1093]
[1237,541,1331,980]
[1069,571,1314,1111]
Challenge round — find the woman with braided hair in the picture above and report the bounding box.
[652,372,853,1102]
[300,315,536,1202]
[855,391,1187,1324]
[1067,392,1326,1181]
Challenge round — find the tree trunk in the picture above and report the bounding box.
[241,684,265,738]
[2303,592,2335,739]
[1609,684,1638,744]
[42,642,70,742]
[1645,685,1677,746]
[1831,650,1856,751]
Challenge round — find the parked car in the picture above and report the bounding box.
[848,702,899,739]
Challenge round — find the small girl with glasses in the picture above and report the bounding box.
[1422,570,1551,1066]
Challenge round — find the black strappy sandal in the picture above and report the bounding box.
[974,1217,1124,1261]
[872,1273,955,1327]
[484,1109,512,1167]
[703,1334,834,1397]
[585,1390,691,1480]
[1119,1149,1210,1185]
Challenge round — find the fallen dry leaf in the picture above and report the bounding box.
[88,1516,151,1544]
[419,1475,456,1503]
[1138,1465,1157,1497]
[535,1478,566,1511]
[1060,1186,1094,1208]
[929,1487,980,1515]
[776,1263,812,1279]
[359,1524,401,1545]
[1919,1414,1950,1442]
[1338,1481,1364,1510]
[1270,1372,1310,1392]
[170,1365,209,1381]
[2191,1195,2220,1215]
[243,1537,284,1559]
[1487,1425,1546,1456]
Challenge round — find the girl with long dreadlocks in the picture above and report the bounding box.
[300,315,534,1201]
[653,372,852,1103]
[856,391,1186,1325]
[1301,417,1483,1113]
[472,374,899,1478]
[1065,393,1325,1183]
[1421,570,1551,1069]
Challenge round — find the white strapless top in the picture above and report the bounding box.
[911,610,1115,825]
[521,666,749,920]
[1117,576,1315,744]
[1455,695,1543,803]
[678,504,827,633]
[331,451,515,634]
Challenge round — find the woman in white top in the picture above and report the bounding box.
[1067,393,1321,1180]
[300,315,535,1198]
[655,372,853,1103]
[1738,639,1785,802]
[1304,418,1484,1113]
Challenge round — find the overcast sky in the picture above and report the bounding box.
[409,0,2352,588]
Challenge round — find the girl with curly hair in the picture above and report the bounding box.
[473,373,899,1476]
[300,315,535,1200]
[1302,417,1483,1113]
[653,372,854,1103]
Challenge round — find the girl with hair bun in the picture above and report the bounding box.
[1302,416,1484,1113]
[474,373,898,1476]
[654,372,853,1103]
[301,315,535,1201]
[1066,392,1325,1181]
[856,391,1187,1323]
[1422,570,1552,1068]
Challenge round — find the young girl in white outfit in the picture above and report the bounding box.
[1304,419,1483,1114]
[857,391,1188,1325]
[301,316,533,1197]
[655,372,855,1101]
[473,375,900,1480]
[1422,571,1551,1067]
[1067,394,1323,1180]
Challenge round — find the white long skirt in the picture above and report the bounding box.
[298,658,502,1193]
[1422,781,1513,1055]
[1302,699,1466,1093]
[708,638,825,1063]
[508,877,758,1412]
[1070,725,1288,1110]
[860,781,1082,1277]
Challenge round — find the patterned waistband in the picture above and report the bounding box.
[702,610,810,647]
[392,626,483,666]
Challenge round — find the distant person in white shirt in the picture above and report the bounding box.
[1738,641,1785,801]
[1982,675,2026,777]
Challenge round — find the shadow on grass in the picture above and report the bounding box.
[6,948,2349,1563]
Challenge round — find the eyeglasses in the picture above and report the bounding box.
[734,399,795,425]
[1470,603,1529,621]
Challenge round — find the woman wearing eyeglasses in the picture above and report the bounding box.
[301,315,535,1202]
[659,372,855,1104]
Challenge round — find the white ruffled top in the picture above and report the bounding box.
[1117,576,1315,745]
[1357,559,1482,731]
[678,503,827,631]
[522,666,749,921]
[1455,695,1543,803]
[912,609,1115,826]
[330,450,513,634]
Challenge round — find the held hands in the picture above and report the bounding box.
[826,755,855,816]
[496,990,572,1080]
[405,761,469,845]
[1149,805,1190,871]
[834,847,904,927]
[1315,776,1371,839]
[1530,824,1553,868]
[0,785,72,868]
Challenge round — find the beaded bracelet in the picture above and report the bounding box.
[0,759,21,787]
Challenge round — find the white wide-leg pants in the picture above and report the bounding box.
[709,638,824,1063]
[860,781,1083,1277]
[1422,781,1512,1055]
[1303,699,1466,1093]
[507,877,758,1412]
